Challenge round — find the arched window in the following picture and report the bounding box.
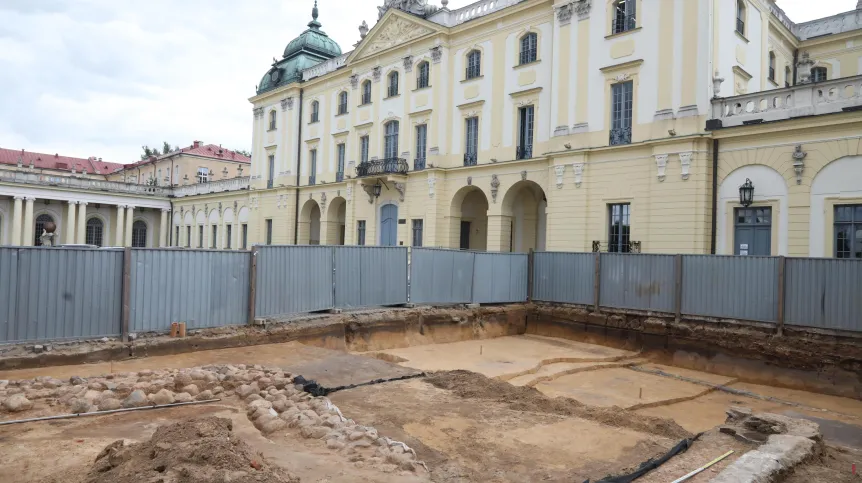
[132,220,147,248]
[85,217,103,247]
[612,0,636,34]
[416,61,430,89]
[338,91,348,115]
[812,67,828,83]
[269,110,277,130]
[310,101,320,123]
[384,121,399,160]
[361,80,372,104]
[387,71,399,97]
[466,50,481,79]
[34,214,54,246]
[768,52,776,81]
[519,33,538,65]
[736,0,746,35]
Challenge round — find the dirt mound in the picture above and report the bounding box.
[85,417,299,483]
[426,370,692,440]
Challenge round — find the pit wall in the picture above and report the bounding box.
[530,303,862,399]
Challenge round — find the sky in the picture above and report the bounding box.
[0,0,853,165]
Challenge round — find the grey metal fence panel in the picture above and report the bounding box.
[472,252,528,304]
[600,253,676,312]
[335,246,408,308]
[682,255,778,323]
[0,247,122,343]
[785,258,862,331]
[409,248,474,304]
[130,249,250,332]
[255,246,333,317]
[532,252,594,305]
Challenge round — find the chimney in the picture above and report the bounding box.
[55,153,58,158]
[193,140,202,148]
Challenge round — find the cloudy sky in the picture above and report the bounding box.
[0,0,852,164]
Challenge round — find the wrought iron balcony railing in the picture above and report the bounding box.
[414,158,426,171]
[609,127,632,146]
[592,240,642,254]
[613,13,636,34]
[463,153,478,166]
[355,158,409,178]
[516,145,533,160]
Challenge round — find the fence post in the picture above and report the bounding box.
[674,254,683,322]
[247,245,258,325]
[121,247,131,343]
[776,255,786,336]
[593,251,601,312]
[527,249,535,303]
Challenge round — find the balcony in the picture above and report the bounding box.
[609,127,632,146]
[0,170,172,197]
[516,145,533,160]
[463,153,478,166]
[355,158,408,178]
[708,74,862,129]
[613,13,636,35]
[414,158,426,171]
[592,240,642,254]
[172,176,250,197]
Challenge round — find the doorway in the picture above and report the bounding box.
[734,207,772,256]
[380,204,398,246]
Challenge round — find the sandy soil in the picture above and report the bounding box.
[784,445,862,483]
[636,430,755,483]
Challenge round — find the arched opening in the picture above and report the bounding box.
[501,180,547,253]
[34,214,55,246]
[384,121,399,160]
[449,186,489,250]
[132,220,147,248]
[310,100,320,123]
[380,203,398,246]
[299,199,322,245]
[519,32,537,65]
[717,165,788,256]
[85,217,104,247]
[326,197,347,245]
[387,71,399,97]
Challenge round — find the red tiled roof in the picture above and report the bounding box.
[113,142,251,172]
[0,147,125,174]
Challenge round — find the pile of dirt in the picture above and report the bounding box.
[426,370,692,440]
[84,417,299,483]
[783,445,861,483]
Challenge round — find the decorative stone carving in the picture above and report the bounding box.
[372,66,382,82]
[613,73,630,83]
[362,16,433,56]
[280,98,289,111]
[218,201,223,214]
[403,55,414,72]
[490,175,500,203]
[233,201,238,213]
[556,3,573,26]
[428,177,436,198]
[797,52,815,84]
[520,171,527,181]
[430,46,442,64]
[394,182,406,201]
[320,192,327,209]
[678,152,692,180]
[253,107,264,119]
[349,75,359,90]
[346,185,353,202]
[554,165,566,188]
[572,162,584,187]
[359,20,369,39]
[377,0,438,20]
[362,184,376,204]
[655,154,668,182]
[792,145,807,185]
[574,0,592,19]
[713,71,725,98]
[467,176,472,186]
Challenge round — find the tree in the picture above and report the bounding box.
[140,142,177,160]
[140,145,157,160]
[162,141,176,155]
[233,148,252,157]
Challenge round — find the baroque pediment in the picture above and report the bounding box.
[353,14,434,61]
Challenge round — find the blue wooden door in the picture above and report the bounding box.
[380,204,398,246]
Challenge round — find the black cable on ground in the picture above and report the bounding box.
[293,372,427,397]
[582,433,703,483]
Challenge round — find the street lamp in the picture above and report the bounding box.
[739,178,754,207]
[372,181,382,198]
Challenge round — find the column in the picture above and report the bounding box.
[159,209,169,247]
[11,196,23,246]
[22,197,35,246]
[124,206,135,247]
[76,202,88,244]
[66,201,78,244]
[115,205,126,246]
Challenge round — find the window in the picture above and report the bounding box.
[310,101,320,123]
[132,220,147,248]
[360,135,370,164]
[612,0,637,34]
[610,81,633,146]
[226,224,232,249]
[519,33,538,65]
[357,220,366,246]
[338,91,348,115]
[174,226,179,246]
[517,106,534,160]
[361,80,372,105]
[769,54,778,82]
[835,205,862,259]
[85,217,103,246]
[464,117,479,166]
[417,61,430,89]
[269,110,277,130]
[267,154,275,189]
[412,219,423,247]
[336,143,345,182]
[736,0,746,36]
[387,71,399,97]
[211,225,218,249]
[34,214,54,246]
[197,167,210,184]
[241,223,248,249]
[466,50,481,79]
[198,225,204,248]
[812,67,827,82]
[265,219,273,245]
[608,204,631,253]
[309,149,317,185]
[174,165,180,185]
[785,66,792,88]
[415,124,427,170]
[186,226,191,248]
[384,121,399,159]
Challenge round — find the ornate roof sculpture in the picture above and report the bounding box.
[377,0,439,20]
